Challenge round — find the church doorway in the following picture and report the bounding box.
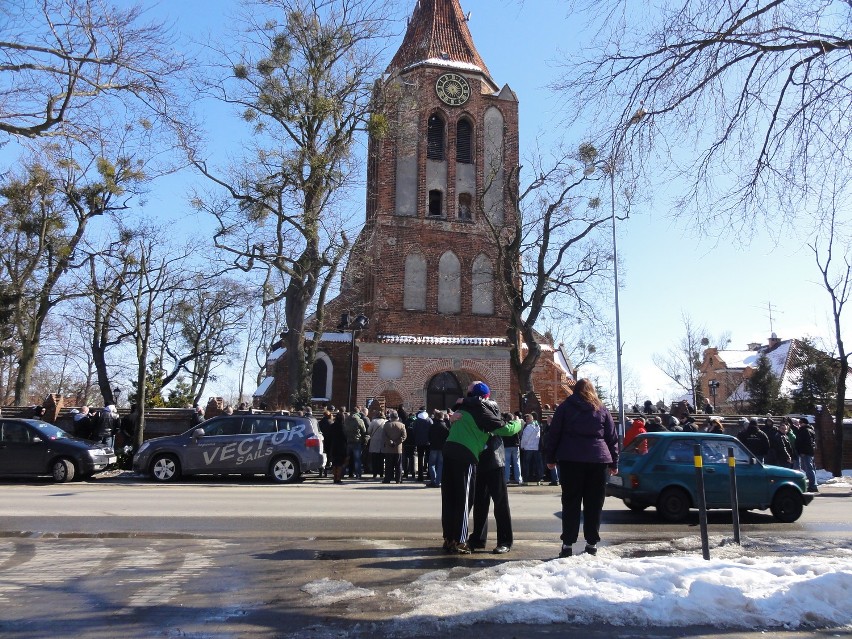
[426,371,463,412]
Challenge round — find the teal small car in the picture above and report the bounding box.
[606,432,814,523]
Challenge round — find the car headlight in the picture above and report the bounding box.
[136,441,150,456]
[86,448,105,459]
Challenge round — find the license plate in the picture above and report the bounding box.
[608,475,623,486]
[108,456,117,465]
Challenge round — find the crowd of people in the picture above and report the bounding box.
[34,389,817,559]
[735,415,818,492]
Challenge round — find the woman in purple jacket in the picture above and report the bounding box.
[543,379,619,559]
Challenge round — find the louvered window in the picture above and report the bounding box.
[427,114,444,160]
[456,119,473,163]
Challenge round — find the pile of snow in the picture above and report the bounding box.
[385,537,852,632]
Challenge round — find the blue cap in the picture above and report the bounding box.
[470,382,490,398]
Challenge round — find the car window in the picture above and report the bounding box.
[1,422,31,443]
[249,418,278,434]
[663,440,696,463]
[278,418,311,436]
[702,439,752,464]
[32,422,68,439]
[203,418,242,436]
[622,436,660,456]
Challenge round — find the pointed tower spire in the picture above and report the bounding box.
[388,0,493,84]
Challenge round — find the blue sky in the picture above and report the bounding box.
[136,0,846,405]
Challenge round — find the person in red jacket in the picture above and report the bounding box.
[624,417,647,448]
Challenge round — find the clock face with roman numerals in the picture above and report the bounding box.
[435,73,471,106]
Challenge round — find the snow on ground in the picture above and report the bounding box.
[301,578,376,604]
[300,471,852,632]
[300,535,852,632]
[388,537,852,632]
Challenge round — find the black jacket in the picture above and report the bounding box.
[738,426,770,457]
[428,417,450,450]
[478,434,506,471]
[795,424,816,455]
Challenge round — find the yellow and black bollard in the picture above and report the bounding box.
[693,443,710,560]
[729,446,741,544]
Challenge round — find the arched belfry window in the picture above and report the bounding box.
[438,251,461,314]
[427,114,445,160]
[456,118,473,163]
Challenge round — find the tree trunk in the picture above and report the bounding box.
[133,359,147,450]
[91,339,114,406]
[14,340,38,406]
[833,358,848,477]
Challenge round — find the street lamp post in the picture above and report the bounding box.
[609,106,646,439]
[708,380,720,413]
[337,312,369,412]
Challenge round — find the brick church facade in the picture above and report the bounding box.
[255,0,573,413]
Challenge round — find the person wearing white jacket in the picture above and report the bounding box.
[520,415,543,485]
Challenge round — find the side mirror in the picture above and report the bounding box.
[192,428,204,441]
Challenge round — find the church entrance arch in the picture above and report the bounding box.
[426,371,467,412]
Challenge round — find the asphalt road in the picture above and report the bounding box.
[1,473,851,639]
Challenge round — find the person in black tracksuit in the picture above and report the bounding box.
[468,423,520,554]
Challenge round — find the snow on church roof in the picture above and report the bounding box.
[377,334,508,347]
[253,376,274,397]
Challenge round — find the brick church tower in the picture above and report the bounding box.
[256,0,573,412]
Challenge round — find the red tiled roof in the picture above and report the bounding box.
[388,0,492,81]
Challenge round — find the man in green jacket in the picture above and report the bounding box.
[441,381,511,554]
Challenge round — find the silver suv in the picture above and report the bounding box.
[133,414,325,483]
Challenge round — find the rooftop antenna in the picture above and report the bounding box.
[465,11,472,21]
[765,301,783,335]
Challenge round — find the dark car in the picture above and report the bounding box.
[606,432,813,523]
[0,418,116,482]
[132,413,326,483]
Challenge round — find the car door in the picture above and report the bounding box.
[0,421,45,475]
[700,439,769,508]
[182,417,244,473]
[238,416,278,472]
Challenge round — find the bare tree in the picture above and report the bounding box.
[189,0,393,407]
[0,0,185,141]
[558,0,852,232]
[482,143,613,401]
[162,277,249,405]
[810,208,851,476]
[652,312,709,409]
[119,234,192,447]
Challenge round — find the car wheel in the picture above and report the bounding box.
[51,458,76,483]
[269,456,300,484]
[770,487,804,523]
[657,487,691,522]
[626,501,648,512]
[150,454,181,482]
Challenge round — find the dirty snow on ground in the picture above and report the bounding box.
[303,473,852,631]
[301,578,376,604]
[388,537,852,631]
